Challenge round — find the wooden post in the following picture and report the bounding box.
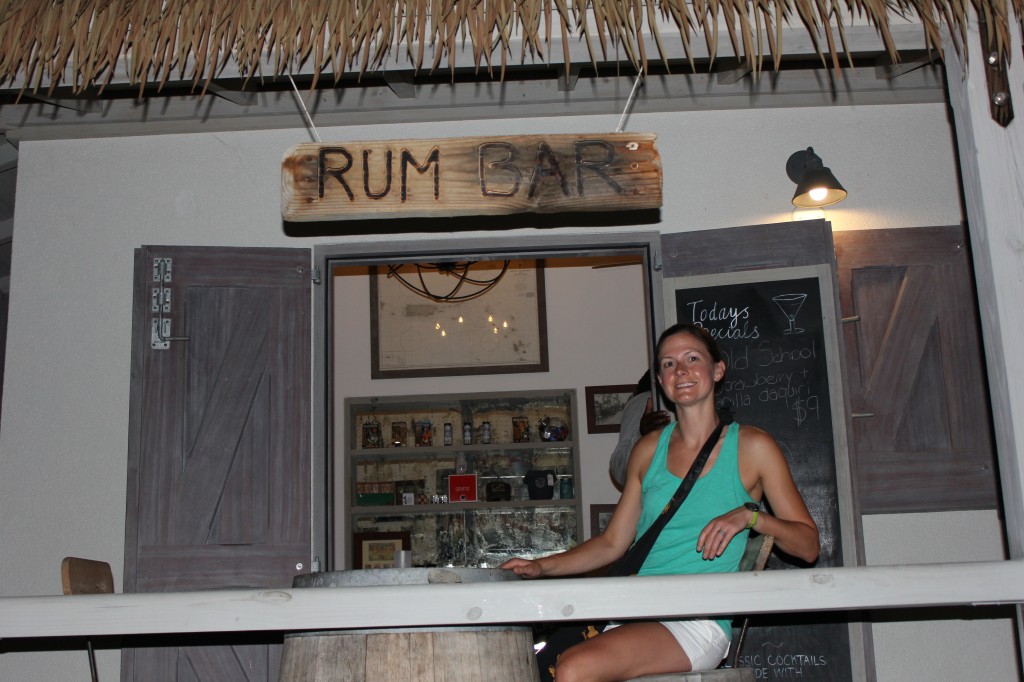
[944,16,1024,660]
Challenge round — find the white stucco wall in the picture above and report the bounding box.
[863,511,1017,681]
[1,103,1013,680]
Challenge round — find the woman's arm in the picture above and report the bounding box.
[698,426,820,563]
[502,430,657,578]
[501,522,633,578]
[743,426,819,562]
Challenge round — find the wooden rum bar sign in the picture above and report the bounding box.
[281,133,661,221]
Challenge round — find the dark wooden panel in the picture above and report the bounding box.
[834,226,998,513]
[661,220,834,276]
[662,223,864,682]
[124,246,311,681]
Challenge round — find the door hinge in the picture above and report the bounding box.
[150,257,189,350]
[152,257,172,283]
[311,266,322,285]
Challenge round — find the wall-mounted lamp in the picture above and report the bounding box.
[786,147,847,208]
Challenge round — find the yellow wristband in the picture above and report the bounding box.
[745,509,759,530]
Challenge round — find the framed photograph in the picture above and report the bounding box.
[352,531,411,569]
[370,259,548,378]
[590,504,616,537]
[585,384,636,433]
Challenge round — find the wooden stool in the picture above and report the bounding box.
[281,567,537,682]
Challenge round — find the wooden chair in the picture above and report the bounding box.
[61,557,114,682]
[730,533,775,669]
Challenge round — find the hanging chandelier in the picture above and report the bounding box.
[384,261,510,302]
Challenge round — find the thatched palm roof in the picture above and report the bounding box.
[0,0,1018,97]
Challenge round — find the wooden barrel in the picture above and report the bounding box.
[280,568,538,682]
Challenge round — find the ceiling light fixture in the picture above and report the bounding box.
[385,261,510,302]
[786,147,848,208]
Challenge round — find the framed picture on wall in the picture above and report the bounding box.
[370,259,548,378]
[590,504,617,537]
[352,531,411,569]
[585,384,635,433]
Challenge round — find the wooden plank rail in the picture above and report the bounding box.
[2,561,1022,640]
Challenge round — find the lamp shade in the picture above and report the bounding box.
[792,166,847,207]
[786,147,847,208]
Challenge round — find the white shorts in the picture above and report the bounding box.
[604,619,730,672]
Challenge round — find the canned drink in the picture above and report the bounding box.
[482,421,491,444]
[444,423,453,446]
[559,477,574,500]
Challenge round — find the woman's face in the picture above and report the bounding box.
[656,331,726,407]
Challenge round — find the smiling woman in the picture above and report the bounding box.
[501,321,819,681]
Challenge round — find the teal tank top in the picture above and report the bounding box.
[636,422,755,636]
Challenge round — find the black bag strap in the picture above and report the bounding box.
[606,416,729,577]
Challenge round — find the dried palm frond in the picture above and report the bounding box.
[0,0,1016,97]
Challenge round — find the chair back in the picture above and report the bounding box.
[61,557,114,596]
[736,533,774,574]
[731,534,774,669]
[61,557,113,682]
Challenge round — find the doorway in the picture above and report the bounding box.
[313,233,664,569]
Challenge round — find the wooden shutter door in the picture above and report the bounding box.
[661,220,866,681]
[123,246,311,682]
[834,226,999,513]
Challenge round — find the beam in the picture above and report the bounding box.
[0,66,946,142]
[944,16,1024,660]
[1,560,1022,640]
[3,22,929,95]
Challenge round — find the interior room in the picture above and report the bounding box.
[0,3,1022,682]
[329,254,652,566]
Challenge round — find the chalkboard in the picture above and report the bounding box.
[664,266,855,681]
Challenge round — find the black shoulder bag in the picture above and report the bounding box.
[534,417,729,682]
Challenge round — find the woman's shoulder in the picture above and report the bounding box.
[735,423,783,457]
[634,425,668,455]
[627,426,666,472]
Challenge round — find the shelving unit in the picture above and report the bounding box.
[344,389,582,569]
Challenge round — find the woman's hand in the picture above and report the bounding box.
[696,506,750,560]
[500,557,544,578]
